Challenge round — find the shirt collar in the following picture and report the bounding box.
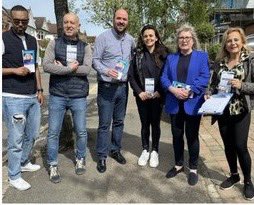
[111,28,126,40]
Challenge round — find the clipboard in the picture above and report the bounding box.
[198,93,233,115]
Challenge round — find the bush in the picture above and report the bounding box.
[207,44,221,61]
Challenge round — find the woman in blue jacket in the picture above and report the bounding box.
[161,23,210,186]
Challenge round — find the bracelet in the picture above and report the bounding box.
[37,89,44,92]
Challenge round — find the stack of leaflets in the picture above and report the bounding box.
[172,81,193,98]
[172,81,191,90]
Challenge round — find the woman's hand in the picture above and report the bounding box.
[204,94,210,101]
[169,86,189,100]
[139,92,150,101]
[152,91,161,99]
[231,79,242,89]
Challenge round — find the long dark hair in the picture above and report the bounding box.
[137,25,169,69]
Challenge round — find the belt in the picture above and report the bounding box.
[99,81,127,86]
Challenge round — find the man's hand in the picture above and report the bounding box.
[54,60,79,72]
[68,60,79,72]
[106,68,119,79]
[54,60,63,66]
[37,92,44,105]
[15,66,31,76]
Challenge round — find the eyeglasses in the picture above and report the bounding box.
[12,19,29,25]
[178,36,193,42]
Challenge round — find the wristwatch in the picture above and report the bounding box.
[37,88,44,93]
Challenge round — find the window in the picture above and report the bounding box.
[37,31,44,40]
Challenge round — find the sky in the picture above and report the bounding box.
[3,0,106,36]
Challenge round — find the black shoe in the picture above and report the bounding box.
[165,167,184,178]
[110,151,126,164]
[97,159,106,173]
[188,172,198,186]
[244,181,254,201]
[220,174,240,190]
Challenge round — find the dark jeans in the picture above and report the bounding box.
[170,102,201,169]
[136,97,162,152]
[217,110,252,183]
[96,82,128,159]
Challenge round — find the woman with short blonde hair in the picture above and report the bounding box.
[176,23,201,51]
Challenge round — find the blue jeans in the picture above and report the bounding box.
[96,82,128,159]
[2,96,41,180]
[47,95,87,166]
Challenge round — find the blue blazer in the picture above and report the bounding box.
[160,50,210,115]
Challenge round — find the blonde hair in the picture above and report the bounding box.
[176,23,200,51]
[216,27,250,61]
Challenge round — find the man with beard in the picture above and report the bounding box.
[92,8,135,173]
[2,5,44,190]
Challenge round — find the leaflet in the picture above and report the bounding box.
[218,71,234,93]
[198,93,233,115]
[172,81,191,90]
[66,45,77,65]
[172,81,193,98]
[22,50,35,72]
[114,60,129,81]
[145,78,155,95]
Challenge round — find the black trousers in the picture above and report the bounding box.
[170,102,201,169]
[217,110,252,183]
[136,97,162,152]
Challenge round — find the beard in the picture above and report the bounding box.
[114,23,127,35]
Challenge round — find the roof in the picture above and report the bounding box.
[215,8,254,14]
[47,22,57,34]
[34,17,46,29]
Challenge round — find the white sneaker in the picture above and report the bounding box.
[9,177,31,191]
[138,150,150,166]
[21,162,41,172]
[149,151,159,168]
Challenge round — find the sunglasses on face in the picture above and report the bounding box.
[12,19,29,25]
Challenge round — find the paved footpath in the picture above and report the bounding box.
[2,79,254,202]
[199,113,254,203]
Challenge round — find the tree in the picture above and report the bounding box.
[53,0,76,150]
[196,23,215,44]
[82,0,182,40]
[54,0,69,36]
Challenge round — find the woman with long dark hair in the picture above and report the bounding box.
[128,25,169,168]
